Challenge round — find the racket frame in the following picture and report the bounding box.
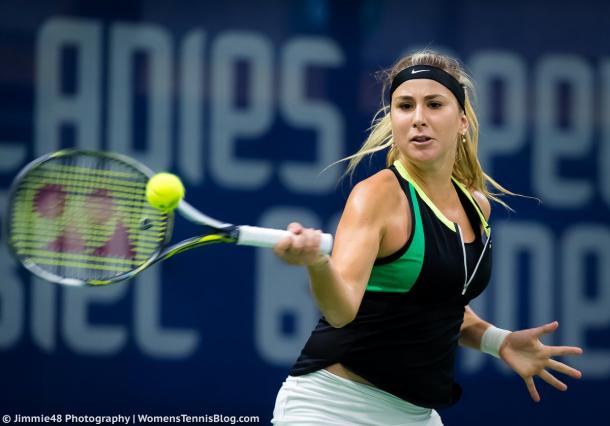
[5,149,333,286]
[5,149,175,286]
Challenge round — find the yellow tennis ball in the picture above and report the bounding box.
[146,173,185,212]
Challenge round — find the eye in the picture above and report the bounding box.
[397,103,413,110]
[429,101,443,109]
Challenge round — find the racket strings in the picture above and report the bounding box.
[9,153,169,282]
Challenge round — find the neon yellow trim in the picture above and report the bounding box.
[451,178,491,237]
[163,234,228,259]
[393,160,455,230]
[88,279,113,285]
[393,160,491,236]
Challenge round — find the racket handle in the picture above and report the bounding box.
[237,225,333,255]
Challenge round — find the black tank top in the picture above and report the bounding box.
[289,163,493,409]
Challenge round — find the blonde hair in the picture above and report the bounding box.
[342,49,516,209]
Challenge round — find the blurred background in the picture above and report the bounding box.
[0,0,608,424]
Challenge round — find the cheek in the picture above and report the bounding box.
[391,113,411,132]
[392,125,409,144]
[437,116,461,137]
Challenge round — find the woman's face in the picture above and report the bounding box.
[391,78,467,168]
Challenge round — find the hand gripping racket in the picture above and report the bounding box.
[5,149,333,286]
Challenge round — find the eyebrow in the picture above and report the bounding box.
[393,94,448,101]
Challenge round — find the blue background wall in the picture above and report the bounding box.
[0,0,608,424]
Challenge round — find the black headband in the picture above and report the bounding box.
[389,65,466,111]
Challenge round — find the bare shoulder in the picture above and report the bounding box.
[348,169,403,215]
[335,169,405,259]
[470,190,491,220]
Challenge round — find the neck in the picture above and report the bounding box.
[398,156,455,199]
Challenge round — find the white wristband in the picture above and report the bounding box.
[481,326,511,358]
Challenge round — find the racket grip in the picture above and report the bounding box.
[237,225,333,255]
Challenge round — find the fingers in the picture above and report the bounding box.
[535,322,584,357]
[536,321,559,337]
[273,223,324,265]
[287,222,303,234]
[524,377,540,402]
[520,357,582,402]
[306,230,322,252]
[549,345,583,358]
[275,223,314,253]
[274,223,303,254]
[514,322,582,401]
[539,369,567,392]
[272,234,293,254]
[547,359,582,379]
[288,229,320,255]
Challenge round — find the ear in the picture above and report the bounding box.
[460,112,469,134]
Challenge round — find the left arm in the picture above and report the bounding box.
[461,310,583,402]
[459,191,583,402]
[459,305,490,350]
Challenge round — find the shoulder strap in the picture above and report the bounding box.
[389,164,411,200]
[374,165,422,266]
[451,178,491,237]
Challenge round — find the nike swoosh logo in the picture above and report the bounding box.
[411,69,430,74]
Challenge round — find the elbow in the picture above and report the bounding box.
[314,280,362,328]
[327,318,353,328]
[325,311,357,328]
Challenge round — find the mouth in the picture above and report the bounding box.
[410,135,433,143]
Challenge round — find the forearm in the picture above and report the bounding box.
[460,306,512,358]
[459,306,491,350]
[307,257,360,328]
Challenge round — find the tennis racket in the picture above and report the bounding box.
[5,149,333,286]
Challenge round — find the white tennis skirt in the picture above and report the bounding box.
[271,369,444,426]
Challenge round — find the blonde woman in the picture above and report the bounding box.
[271,50,583,425]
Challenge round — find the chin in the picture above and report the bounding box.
[406,146,441,163]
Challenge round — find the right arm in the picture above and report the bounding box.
[273,171,404,328]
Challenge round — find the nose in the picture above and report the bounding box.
[412,105,427,128]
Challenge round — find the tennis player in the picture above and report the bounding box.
[271,50,583,425]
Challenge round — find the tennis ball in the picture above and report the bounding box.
[146,172,185,212]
